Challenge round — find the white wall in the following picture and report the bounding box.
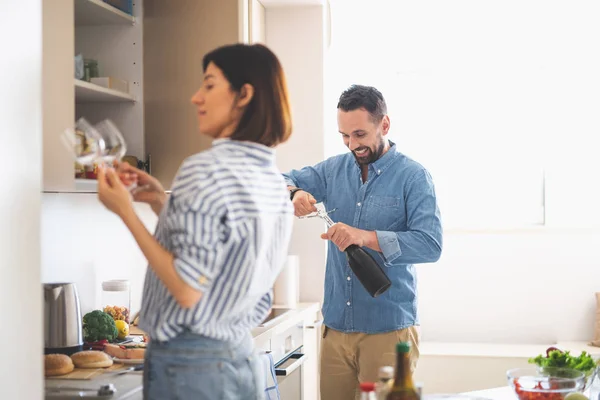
[318,0,600,345]
[41,194,157,317]
[266,5,328,305]
[0,1,43,398]
[418,230,600,344]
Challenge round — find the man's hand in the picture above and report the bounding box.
[320,222,368,252]
[292,190,318,217]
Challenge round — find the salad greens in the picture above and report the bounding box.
[529,347,598,374]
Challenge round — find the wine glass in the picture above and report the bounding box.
[60,117,105,166]
[94,119,142,191]
[94,119,127,167]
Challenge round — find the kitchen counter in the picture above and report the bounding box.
[45,371,143,400]
[45,302,321,399]
[461,386,513,400]
[463,384,595,400]
[252,302,321,345]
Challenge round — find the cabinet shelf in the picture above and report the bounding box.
[75,0,135,26]
[75,178,98,193]
[74,79,135,103]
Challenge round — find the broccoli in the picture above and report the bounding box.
[82,310,118,343]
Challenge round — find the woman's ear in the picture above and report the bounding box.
[236,83,255,108]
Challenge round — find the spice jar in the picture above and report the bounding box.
[101,280,131,324]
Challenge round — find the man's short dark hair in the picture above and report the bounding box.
[337,84,387,123]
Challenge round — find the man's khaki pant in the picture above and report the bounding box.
[319,325,420,400]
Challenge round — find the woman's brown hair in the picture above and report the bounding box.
[202,43,292,147]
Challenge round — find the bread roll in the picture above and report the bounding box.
[71,350,113,368]
[45,354,75,377]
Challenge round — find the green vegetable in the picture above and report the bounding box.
[529,348,597,376]
[82,310,118,343]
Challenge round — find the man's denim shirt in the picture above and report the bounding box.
[283,142,443,333]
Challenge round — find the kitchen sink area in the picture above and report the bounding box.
[259,307,294,328]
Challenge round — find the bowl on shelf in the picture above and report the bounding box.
[507,367,586,400]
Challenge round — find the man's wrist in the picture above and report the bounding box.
[289,187,303,201]
[361,230,380,251]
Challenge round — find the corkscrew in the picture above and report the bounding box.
[299,206,391,298]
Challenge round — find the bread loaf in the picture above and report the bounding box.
[71,350,113,368]
[45,354,75,377]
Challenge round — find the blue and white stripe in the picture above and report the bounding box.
[138,138,294,342]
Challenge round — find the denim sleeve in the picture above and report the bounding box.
[376,169,443,265]
[282,159,330,203]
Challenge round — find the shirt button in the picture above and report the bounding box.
[347,276,351,281]
[357,202,361,207]
[346,301,351,306]
[377,169,381,174]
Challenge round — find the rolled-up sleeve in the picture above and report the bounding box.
[166,189,227,292]
[282,159,331,203]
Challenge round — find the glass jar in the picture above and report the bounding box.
[83,59,99,82]
[101,280,131,324]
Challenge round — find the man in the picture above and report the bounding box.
[283,84,443,400]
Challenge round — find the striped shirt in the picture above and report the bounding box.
[138,139,294,342]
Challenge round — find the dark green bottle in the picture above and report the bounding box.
[386,342,420,400]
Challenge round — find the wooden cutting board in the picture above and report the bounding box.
[129,326,146,336]
[46,363,129,380]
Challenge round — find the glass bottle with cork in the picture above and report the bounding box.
[386,342,420,400]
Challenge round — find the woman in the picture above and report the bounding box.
[97,43,294,399]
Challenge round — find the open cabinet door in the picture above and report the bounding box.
[143,0,245,189]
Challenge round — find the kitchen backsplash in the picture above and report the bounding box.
[41,192,158,316]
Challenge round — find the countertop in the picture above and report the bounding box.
[44,302,320,399]
[462,386,513,400]
[463,385,594,400]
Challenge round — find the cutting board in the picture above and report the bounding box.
[129,326,146,336]
[46,363,129,380]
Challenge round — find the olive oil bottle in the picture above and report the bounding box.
[386,342,420,400]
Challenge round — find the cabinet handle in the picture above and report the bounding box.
[275,353,306,376]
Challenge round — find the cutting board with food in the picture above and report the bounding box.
[45,351,128,380]
[45,309,147,380]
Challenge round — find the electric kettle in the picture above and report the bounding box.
[44,282,83,355]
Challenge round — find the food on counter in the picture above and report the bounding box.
[115,320,129,339]
[513,377,571,400]
[509,367,586,400]
[529,347,597,375]
[104,305,130,323]
[82,310,119,343]
[85,339,109,351]
[44,354,75,377]
[71,350,114,369]
[564,393,589,400]
[104,342,146,360]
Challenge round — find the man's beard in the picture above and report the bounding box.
[353,138,386,165]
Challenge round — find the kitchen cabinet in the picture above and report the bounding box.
[144,0,262,187]
[42,0,327,191]
[42,0,263,192]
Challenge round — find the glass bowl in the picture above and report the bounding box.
[536,366,598,392]
[507,367,586,400]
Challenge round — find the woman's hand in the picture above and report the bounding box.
[98,166,134,219]
[117,162,167,216]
